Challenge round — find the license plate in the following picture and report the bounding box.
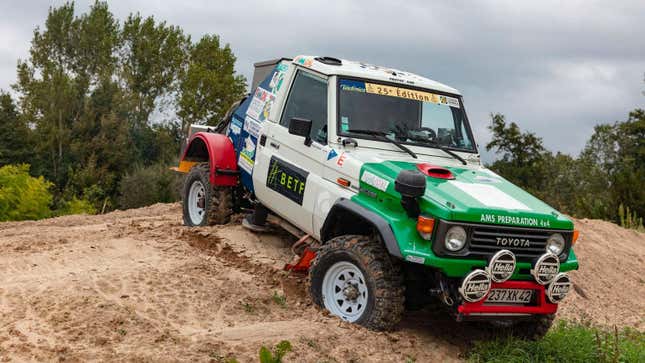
[486,288,533,303]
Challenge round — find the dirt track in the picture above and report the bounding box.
[0,203,643,362]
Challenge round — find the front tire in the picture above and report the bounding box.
[308,235,405,331]
[182,164,233,226]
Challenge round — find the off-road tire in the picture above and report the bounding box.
[308,235,405,331]
[497,314,554,340]
[182,164,233,226]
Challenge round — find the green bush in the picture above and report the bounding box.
[0,164,53,221]
[467,321,644,363]
[118,163,181,209]
[57,196,97,216]
[259,340,292,363]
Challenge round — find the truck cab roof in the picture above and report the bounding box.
[252,55,461,96]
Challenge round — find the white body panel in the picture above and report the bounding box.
[250,56,480,241]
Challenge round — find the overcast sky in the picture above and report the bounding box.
[1,0,643,161]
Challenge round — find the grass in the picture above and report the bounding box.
[272,291,287,308]
[467,321,644,363]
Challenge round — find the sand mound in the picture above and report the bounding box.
[0,203,642,362]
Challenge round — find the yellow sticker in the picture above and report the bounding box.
[365,83,459,108]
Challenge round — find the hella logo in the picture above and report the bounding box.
[496,237,530,247]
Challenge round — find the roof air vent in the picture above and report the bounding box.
[314,56,342,66]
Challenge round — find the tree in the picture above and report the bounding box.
[485,113,548,194]
[0,92,31,166]
[178,35,247,129]
[119,13,189,126]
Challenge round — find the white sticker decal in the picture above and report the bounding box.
[247,87,276,122]
[229,123,241,135]
[446,96,460,108]
[361,171,390,192]
[474,175,500,183]
[244,116,262,138]
[406,255,425,264]
[449,181,530,210]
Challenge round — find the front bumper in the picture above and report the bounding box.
[456,280,557,320]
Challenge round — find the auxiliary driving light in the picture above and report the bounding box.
[531,253,560,285]
[486,250,516,283]
[459,270,491,302]
[546,273,572,303]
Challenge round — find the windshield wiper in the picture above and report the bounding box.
[348,129,417,159]
[404,128,467,165]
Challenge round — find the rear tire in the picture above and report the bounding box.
[182,164,233,226]
[308,235,405,331]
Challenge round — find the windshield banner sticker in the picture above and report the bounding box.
[266,156,309,205]
[247,87,276,122]
[362,82,460,108]
[361,170,389,192]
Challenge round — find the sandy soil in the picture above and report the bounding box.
[0,203,643,362]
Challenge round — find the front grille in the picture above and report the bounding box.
[432,220,573,262]
[469,225,550,261]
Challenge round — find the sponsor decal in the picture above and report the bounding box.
[339,79,367,93]
[238,136,256,173]
[327,149,338,161]
[243,116,262,138]
[294,55,313,67]
[269,69,286,93]
[229,123,241,135]
[247,87,276,122]
[450,181,530,211]
[266,156,309,205]
[361,170,389,192]
[336,152,347,167]
[480,213,551,228]
[474,175,499,183]
[405,255,425,264]
[364,82,460,108]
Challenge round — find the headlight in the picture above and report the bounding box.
[546,233,565,255]
[445,226,467,251]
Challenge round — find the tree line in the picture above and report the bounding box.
[0,1,642,229]
[0,1,246,219]
[486,109,644,229]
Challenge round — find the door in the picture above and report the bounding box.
[253,69,329,235]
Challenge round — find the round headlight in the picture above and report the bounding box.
[546,233,565,255]
[445,226,467,251]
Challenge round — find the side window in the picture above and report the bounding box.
[280,71,328,144]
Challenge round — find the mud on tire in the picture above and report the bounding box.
[308,235,405,331]
[182,164,233,226]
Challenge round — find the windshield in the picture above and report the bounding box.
[337,79,476,152]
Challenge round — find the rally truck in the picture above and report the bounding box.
[176,55,579,338]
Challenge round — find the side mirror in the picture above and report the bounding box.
[288,117,312,146]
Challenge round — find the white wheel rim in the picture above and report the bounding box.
[188,180,206,224]
[322,261,369,322]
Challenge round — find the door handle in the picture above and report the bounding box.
[269,142,280,150]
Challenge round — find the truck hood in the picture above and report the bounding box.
[358,158,573,230]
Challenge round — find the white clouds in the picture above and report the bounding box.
[0,0,643,160]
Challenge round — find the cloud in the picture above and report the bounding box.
[1,0,643,162]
